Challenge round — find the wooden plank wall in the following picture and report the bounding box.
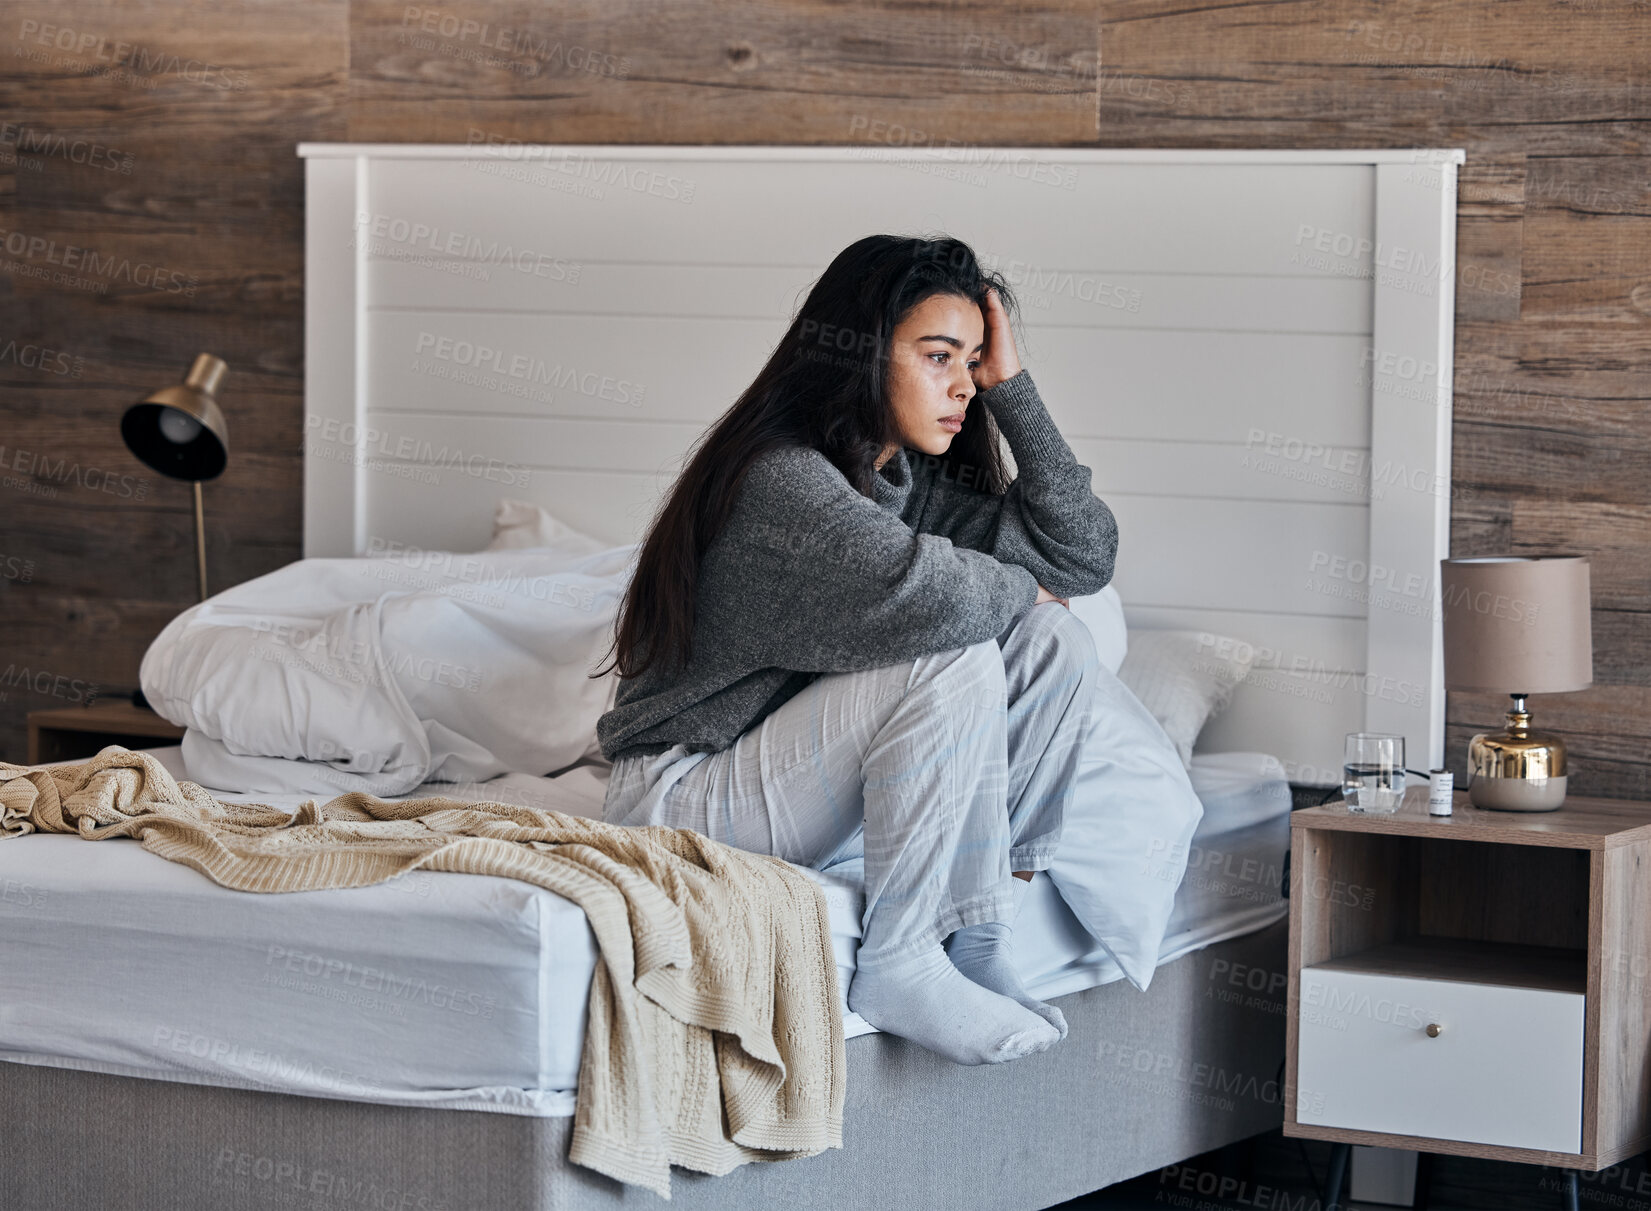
[1,1,1645,797]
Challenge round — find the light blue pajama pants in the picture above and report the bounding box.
[600,601,1100,970]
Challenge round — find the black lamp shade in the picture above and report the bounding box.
[121,355,230,482]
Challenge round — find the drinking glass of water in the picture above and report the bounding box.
[1343,733,1406,813]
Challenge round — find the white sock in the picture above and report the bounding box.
[848,942,1060,1066]
[944,881,1068,1040]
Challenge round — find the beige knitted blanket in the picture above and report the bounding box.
[0,747,845,1199]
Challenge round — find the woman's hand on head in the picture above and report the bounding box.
[972,287,1022,393]
[1034,584,1070,609]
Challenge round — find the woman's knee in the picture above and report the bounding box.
[1016,602,1101,679]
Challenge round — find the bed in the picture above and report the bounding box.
[0,144,1461,1210]
[1,744,1292,1209]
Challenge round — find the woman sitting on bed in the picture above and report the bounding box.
[591,234,1117,1066]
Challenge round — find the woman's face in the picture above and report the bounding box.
[883,292,984,462]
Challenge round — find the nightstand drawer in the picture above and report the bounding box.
[1297,966,1584,1154]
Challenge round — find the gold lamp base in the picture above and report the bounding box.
[1467,694,1568,812]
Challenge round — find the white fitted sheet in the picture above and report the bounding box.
[0,747,1289,1117]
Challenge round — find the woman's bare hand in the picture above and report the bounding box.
[1034,584,1070,609]
[972,286,1022,393]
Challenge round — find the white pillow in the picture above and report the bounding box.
[1065,584,1127,674]
[1044,660,1206,990]
[484,500,636,772]
[486,498,611,557]
[1115,629,1254,768]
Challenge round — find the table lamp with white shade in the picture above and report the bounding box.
[120,353,230,603]
[1440,556,1593,811]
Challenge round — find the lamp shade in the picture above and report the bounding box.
[1440,556,1592,693]
[121,353,230,482]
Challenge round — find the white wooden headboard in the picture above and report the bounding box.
[298,143,1462,780]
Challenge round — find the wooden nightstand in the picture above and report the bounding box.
[26,702,185,765]
[1284,784,1651,1210]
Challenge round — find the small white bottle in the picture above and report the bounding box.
[1428,769,1454,815]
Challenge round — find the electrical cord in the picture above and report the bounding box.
[1295,1137,1323,1195]
[1275,1058,1321,1192]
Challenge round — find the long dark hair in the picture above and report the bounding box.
[591,234,1020,682]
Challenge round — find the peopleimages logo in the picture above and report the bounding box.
[1291,223,1449,281]
[15,20,250,90]
[212,1148,450,1211]
[0,444,151,499]
[0,226,197,295]
[400,7,630,80]
[413,332,644,406]
[304,415,533,488]
[0,122,133,172]
[464,129,696,203]
[264,944,496,1018]
[1302,979,1436,1029]
[352,210,581,281]
[845,115,1081,191]
[0,664,99,705]
[0,877,47,910]
[0,553,36,583]
[0,340,83,378]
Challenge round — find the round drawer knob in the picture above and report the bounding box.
[1425,1022,1444,1038]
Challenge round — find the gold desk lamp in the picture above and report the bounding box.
[1440,556,1593,811]
[121,354,230,602]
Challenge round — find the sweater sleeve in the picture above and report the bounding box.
[915,369,1118,599]
[713,447,1042,674]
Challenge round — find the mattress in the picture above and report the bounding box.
[0,747,1289,1118]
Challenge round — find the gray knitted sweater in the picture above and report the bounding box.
[596,369,1118,763]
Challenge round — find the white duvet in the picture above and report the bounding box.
[140,531,638,796]
[140,527,1203,990]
